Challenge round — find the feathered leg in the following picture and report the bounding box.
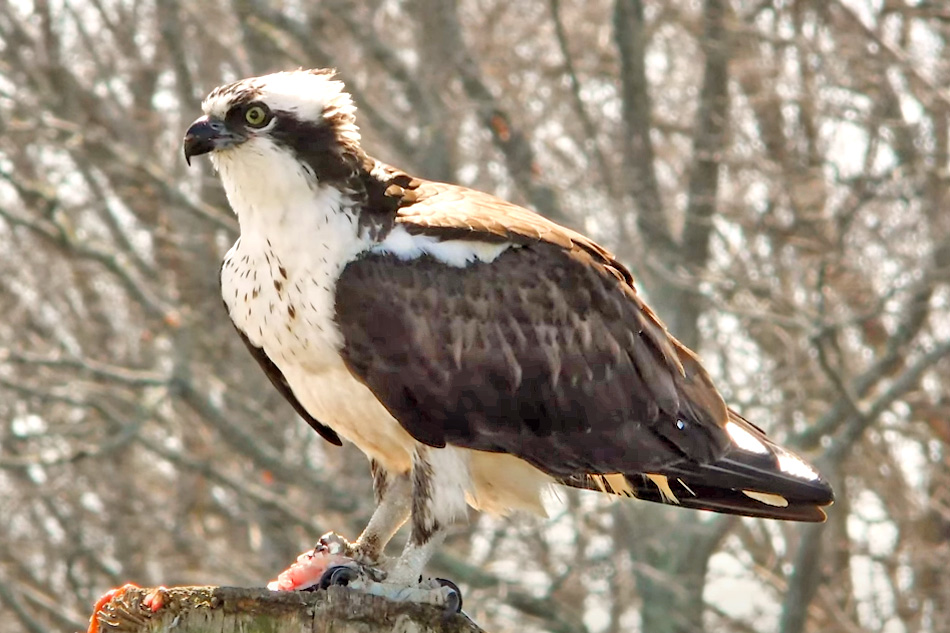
[385,446,466,583]
[364,447,466,611]
[350,460,413,563]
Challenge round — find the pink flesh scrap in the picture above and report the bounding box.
[267,551,355,591]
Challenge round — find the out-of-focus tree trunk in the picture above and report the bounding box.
[615,1,733,631]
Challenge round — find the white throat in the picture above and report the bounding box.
[217,142,370,367]
[214,139,369,253]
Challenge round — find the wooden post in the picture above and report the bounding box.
[89,586,486,633]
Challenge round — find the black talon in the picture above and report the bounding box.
[435,578,463,614]
[319,565,360,590]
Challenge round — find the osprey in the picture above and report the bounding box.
[183,69,833,608]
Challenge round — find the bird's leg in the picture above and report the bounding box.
[351,462,413,564]
[386,528,447,585]
[385,473,449,587]
[268,462,410,591]
[352,447,467,611]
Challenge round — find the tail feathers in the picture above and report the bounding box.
[622,472,831,522]
[565,412,835,523]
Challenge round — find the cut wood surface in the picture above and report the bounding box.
[88,585,485,633]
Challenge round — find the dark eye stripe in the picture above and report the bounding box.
[270,115,355,185]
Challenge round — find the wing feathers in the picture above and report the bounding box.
[623,477,830,522]
[339,168,833,521]
[336,240,731,476]
[563,410,833,522]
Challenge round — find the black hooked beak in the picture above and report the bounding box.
[183,116,239,165]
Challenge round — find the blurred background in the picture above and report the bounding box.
[1,1,949,632]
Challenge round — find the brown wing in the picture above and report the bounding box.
[336,180,733,475]
[337,174,834,520]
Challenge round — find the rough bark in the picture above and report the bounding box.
[88,586,484,633]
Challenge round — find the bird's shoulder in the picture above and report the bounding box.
[364,159,635,283]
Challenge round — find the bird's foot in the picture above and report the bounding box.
[308,531,388,566]
[267,547,380,591]
[312,531,356,557]
[267,549,461,615]
[341,574,463,614]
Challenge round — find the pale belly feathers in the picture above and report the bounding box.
[221,234,553,517]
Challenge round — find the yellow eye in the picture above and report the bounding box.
[245,105,269,127]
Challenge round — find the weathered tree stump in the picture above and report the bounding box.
[89,586,485,633]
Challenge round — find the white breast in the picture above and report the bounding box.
[283,363,419,471]
[222,233,341,369]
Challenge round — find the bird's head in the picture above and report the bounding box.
[183,69,363,188]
